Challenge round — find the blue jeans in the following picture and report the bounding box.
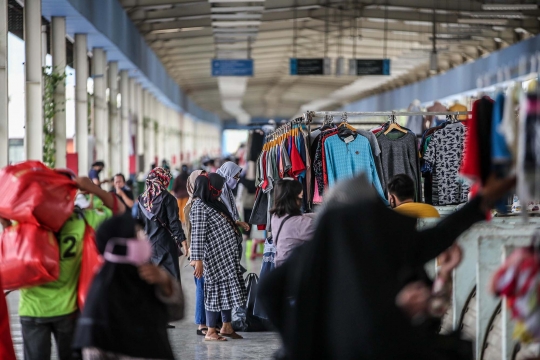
[206,309,232,328]
[194,276,206,325]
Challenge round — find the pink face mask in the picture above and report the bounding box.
[104,238,152,266]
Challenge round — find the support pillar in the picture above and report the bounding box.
[136,83,144,175]
[148,96,156,169]
[128,77,136,176]
[51,17,66,169]
[24,0,43,161]
[108,61,119,176]
[160,103,167,165]
[92,48,107,166]
[74,34,88,175]
[0,0,7,167]
[119,70,130,176]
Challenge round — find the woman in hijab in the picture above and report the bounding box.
[138,167,186,280]
[217,161,250,233]
[173,165,190,224]
[73,214,184,360]
[182,169,208,335]
[190,173,247,341]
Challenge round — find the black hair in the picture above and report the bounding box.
[387,174,415,202]
[270,179,303,217]
[95,212,136,254]
[92,161,105,168]
[114,173,126,182]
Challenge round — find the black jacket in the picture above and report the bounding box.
[138,192,185,280]
[259,196,485,360]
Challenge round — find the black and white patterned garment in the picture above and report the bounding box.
[190,199,247,312]
[423,122,470,206]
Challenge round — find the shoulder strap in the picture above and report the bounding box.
[274,215,294,247]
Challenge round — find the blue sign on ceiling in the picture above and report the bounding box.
[212,59,254,77]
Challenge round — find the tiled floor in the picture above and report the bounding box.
[7,254,281,360]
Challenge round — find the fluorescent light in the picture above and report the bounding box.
[212,21,262,26]
[366,17,398,23]
[211,14,262,20]
[211,6,264,13]
[467,12,525,19]
[482,3,538,11]
[149,27,205,34]
[458,18,508,25]
[515,27,530,34]
[494,37,502,42]
[403,20,432,26]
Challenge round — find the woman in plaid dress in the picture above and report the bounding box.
[190,173,247,341]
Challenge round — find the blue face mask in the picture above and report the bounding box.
[226,177,239,190]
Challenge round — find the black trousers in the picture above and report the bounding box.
[20,312,78,360]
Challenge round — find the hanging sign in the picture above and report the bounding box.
[290,58,331,75]
[211,59,254,77]
[351,59,391,76]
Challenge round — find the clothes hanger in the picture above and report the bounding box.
[338,113,357,132]
[384,114,407,135]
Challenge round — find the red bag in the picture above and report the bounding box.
[77,223,103,310]
[0,223,60,290]
[0,161,78,232]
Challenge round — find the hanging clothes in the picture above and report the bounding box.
[425,101,448,130]
[377,131,422,202]
[323,127,386,200]
[449,102,468,121]
[423,122,469,206]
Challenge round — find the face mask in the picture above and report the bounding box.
[226,177,239,190]
[104,238,152,266]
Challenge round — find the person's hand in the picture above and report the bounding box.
[193,260,203,278]
[115,186,124,196]
[0,217,11,229]
[75,176,97,193]
[138,263,169,286]
[438,243,463,281]
[396,281,431,319]
[236,221,250,232]
[479,174,516,212]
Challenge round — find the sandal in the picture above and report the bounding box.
[204,334,227,342]
[196,328,208,336]
[219,331,243,339]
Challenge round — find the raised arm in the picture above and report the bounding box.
[76,177,125,216]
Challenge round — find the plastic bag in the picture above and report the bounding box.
[0,223,60,290]
[77,224,102,310]
[232,273,271,332]
[0,161,78,232]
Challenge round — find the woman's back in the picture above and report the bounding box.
[271,213,316,267]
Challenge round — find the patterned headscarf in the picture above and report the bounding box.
[140,167,172,213]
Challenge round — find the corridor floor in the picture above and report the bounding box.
[6,255,282,360]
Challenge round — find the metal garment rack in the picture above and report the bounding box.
[265,110,471,139]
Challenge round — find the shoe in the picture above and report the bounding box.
[167,324,175,329]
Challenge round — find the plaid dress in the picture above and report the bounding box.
[190,199,247,312]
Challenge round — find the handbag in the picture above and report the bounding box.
[253,215,294,319]
[232,273,271,332]
[138,203,183,257]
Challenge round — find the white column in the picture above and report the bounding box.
[148,96,156,168]
[128,77,136,175]
[92,48,107,165]
[160,103,167,164]
[41,25,47,65]
[24,0,43,161]
[108,61,119,175]
[74,34,88,175]
[136,83,144,174]
[0,0,7,168]
[119,70,130,176]
[51,17,66,168]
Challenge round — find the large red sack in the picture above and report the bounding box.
[0,223,60,290]
[77,224,102,310]
[0,161,78,232]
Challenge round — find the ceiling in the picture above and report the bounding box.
[120,0,539,122]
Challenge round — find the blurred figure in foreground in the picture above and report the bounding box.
[259,174,515,360]
[73,214,184,359]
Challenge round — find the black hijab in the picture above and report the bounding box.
[193,173,235,224]
[73,214,174,359]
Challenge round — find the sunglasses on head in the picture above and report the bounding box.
[203,174,222,198]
